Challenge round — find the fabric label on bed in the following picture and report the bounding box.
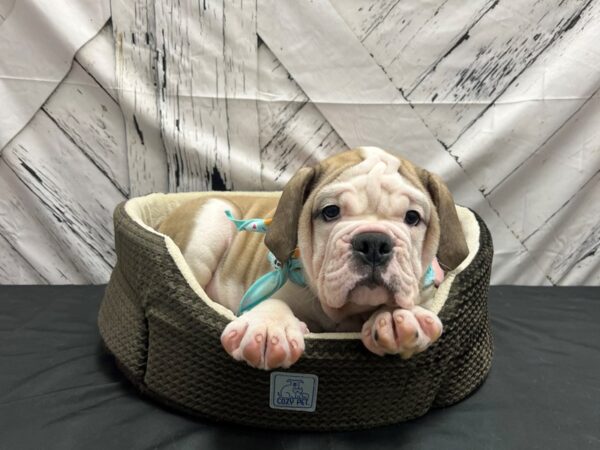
[269,372,318,412]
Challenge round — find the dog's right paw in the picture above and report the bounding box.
[220,308,309,370]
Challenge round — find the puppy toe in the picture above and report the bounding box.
[413,306,443,343]
[220,320,248,355]
[373,312,395,351]
[239,325,267,368]
[265,333,289,369]
[392,309,420,349]
[361,320,385,356]
[285,325,306,363]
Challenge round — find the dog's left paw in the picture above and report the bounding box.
[361,306,442,358]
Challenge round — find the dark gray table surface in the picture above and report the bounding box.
[0,285,598,450]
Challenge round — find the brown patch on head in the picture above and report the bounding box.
[264,150,364,262]
[397,158,469,271]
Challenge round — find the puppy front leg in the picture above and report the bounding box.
[220,299,309,370]
[361,306,443,359]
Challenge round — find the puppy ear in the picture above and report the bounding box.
[419,169,469,271]
[265,167,317,263]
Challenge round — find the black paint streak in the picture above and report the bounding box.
[174,153,181,189]
[562,7,584,33]
[576,248,597,265]
[145,32,150,45]
[211,166,227,191]
[131,33,136,45]
[20,161,43,184]
[161,29,167,102]
[133,114,145,145]
[441,32,470,61]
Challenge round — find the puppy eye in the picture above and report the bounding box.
[404,210,421,226]
[321,205,341,221]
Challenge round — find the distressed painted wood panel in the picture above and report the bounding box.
[1,112,125,283]
[155,0,260,191]
[112,0,168,195]
[408,0,592,146]
[330,0,495,92]
[0,161,88,283]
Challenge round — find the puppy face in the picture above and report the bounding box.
[265,147,468,323]
[300,151,433,320]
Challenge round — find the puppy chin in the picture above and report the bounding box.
[348,285,393,306]
[320,285,394,322]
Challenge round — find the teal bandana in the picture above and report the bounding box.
[422,264,435,289]
[225,210,435,315]
[225,210,305,315]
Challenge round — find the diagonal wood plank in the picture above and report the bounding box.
[407,0,592,146]
[0,160,94,284]
[524,170,599,285]
[155,0,260,191]
[1,112,126,283]
[112,0,168,195]
[257,0,551,285]
[330,0,495,93]
[42,61,129,196]
[0,232,47,284]
[258,42,347,189]
[75,22,118,101]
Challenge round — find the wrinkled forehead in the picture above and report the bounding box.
[314,147,431,218]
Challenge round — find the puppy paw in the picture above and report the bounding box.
[361,305,442,359]
[220,309,309,370]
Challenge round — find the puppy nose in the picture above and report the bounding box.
[351,232,393,266]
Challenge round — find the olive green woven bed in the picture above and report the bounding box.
[98,192,494,431]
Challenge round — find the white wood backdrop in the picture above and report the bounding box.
[0,0,598,285]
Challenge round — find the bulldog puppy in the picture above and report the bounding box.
[158,147,469,370]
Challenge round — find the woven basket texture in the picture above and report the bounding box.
[99,200,494,430]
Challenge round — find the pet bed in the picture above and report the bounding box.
[98,192,493,431]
